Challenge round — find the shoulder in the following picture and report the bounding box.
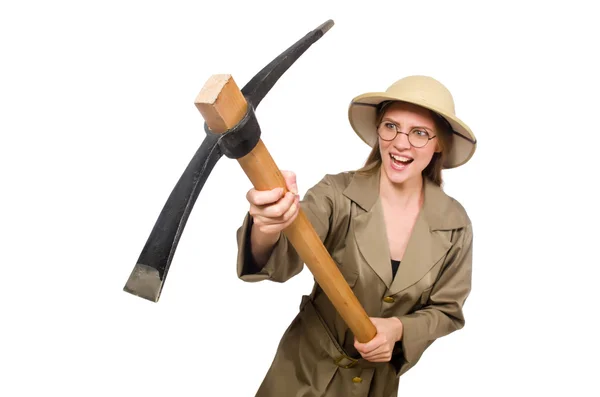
[302,171,354,208]
[318,170,355,191]
[444,193,472,228]
[427,186,473,252]
[425,179,472,231]
[313,170,368,201]
[304,171,360,208]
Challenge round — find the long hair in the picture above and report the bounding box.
[356,101,454,187]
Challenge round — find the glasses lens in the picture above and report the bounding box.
[408,130,429,147]
[377,122,396,141]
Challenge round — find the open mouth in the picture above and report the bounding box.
[390,153,413,167]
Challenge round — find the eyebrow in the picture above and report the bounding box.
[381,117,435,132]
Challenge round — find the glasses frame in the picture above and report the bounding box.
[376,120,437,148]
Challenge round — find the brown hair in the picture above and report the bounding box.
[356,101,454,187]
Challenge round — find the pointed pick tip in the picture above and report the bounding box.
[123,263,163,303]
[317,19,334,35]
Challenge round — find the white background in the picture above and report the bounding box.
[1,1,599,396]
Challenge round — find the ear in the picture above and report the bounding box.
[434,140,442,153]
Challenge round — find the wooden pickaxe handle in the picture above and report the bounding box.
[195,74,377,343]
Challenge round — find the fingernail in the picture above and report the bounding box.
[290,204,297,213]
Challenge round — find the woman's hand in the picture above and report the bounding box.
[354,317,404,362]
[246,170,300,235]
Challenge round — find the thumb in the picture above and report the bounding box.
[281,170,298,195]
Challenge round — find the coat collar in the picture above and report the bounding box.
[342,166,468,294]
[342,166,468,231]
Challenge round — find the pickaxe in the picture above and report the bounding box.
[123,19,377,343]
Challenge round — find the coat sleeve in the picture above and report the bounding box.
[393,223,473,376]
[234,174,336,283]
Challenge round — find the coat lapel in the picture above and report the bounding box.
[343,166,459,295]
[387,208,452,294]
[343,167,392,288]
[352,199,393,288]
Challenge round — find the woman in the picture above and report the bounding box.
[235,75,477,396]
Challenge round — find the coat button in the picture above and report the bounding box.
[352,376,362,383]
[383,296,395,303]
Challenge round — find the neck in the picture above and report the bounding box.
[379,171,424,210]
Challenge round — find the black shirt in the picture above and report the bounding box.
[391,259,400,279]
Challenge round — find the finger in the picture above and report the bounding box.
[367,334,387,354]
[251,214,277,226]
[246,187,284,206]
[248,191,294,219]
[260,192,297,218]
[280,195,300,223]
[253,200,299,231]
[281,170,298,195]
[363,352,392,363]
[354,334,384,355]
[252,203,295,226]
[356,343,390,362]
[254,222,289,235]
[361,343,388,359]
[253,195,298,221]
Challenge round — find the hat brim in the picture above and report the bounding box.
[348,92,477,169]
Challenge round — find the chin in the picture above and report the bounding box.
[382,158,423,186]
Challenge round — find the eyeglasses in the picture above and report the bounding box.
[376,121,437,148]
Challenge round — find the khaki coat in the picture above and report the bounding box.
[235,167,473,397]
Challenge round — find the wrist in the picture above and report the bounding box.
[249,224,281,268]
[391,317,404,342]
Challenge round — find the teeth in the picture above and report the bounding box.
[391,154,412,163]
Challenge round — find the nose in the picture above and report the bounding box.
[392,131,411,150]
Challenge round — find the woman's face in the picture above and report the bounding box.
[378,102,440,186]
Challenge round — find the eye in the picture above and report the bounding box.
[412,129,430,138]
[384,122,396,130]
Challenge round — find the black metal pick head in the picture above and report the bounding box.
[241,19,334,108]
[123,133,223,302]
[123,19,335,302]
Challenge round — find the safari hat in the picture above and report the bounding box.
[348,75,477,168]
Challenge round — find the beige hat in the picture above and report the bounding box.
[348,75,477,168]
